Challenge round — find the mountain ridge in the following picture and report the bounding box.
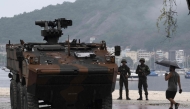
[0,0,189,51]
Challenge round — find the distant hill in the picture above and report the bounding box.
[0,0,190,51]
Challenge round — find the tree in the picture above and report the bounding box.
[157,0,177,38]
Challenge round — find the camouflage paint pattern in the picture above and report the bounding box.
[6,42,118,108]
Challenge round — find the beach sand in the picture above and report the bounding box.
[0,88,189,109]
[0,88,9,96]
[112,90,190,108]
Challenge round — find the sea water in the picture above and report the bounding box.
[0,69,189,92]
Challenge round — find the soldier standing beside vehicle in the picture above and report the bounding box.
[136,58,150,100]
[117,59,131,100]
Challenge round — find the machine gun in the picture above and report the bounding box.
[35,18,72,44]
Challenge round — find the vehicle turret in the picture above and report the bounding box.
[35,18,72,44]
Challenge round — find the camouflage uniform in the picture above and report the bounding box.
[118,59,131,99]
[136,58,150,100]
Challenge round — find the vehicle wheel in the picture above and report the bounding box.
[95,94,112,109]
[23,86,39,109]
[101,94,112,109]
[17,83,23,109]
[10,80,17,109]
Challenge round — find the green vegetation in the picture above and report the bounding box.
[0,0,189,50]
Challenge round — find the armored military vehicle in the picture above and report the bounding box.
[6,18,121,109]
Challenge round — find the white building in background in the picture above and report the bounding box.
[125,47,131,52]
[107,47,115,55]
[169,50,176,61]
[176,50,184,63]
[126,51,137,63]
[155,50,169,60]
[137,49,151,61]
[156,50,164,60]
[115,56,122,66]
[164,52,169,59]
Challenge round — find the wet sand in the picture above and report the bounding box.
[0,95,10,109]
[1,88,190,109]
[1,96,189,109]
[113,104,189,109]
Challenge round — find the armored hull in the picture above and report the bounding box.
[6,18,120,109]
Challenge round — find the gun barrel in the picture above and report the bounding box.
[58,19,72,28]
[34,18,73,44]
[35,21,46,27]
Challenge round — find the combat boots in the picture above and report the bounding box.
[126,97,131,100]
[126,90,131,100]
[146,95,148,100]
[137,97,142,100]
[137,95,143,100]
[118,90,122,100]
[117,97,122,100]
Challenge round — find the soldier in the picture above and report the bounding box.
[136,58,150,100]
[117,59,131,100]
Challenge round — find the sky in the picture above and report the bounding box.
[0,0,76,18]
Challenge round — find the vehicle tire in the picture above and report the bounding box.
[17,83,23,109]
[10,80,17,109]
[101,94,112,109]
[23,86,39,109]
[95,94,112,109]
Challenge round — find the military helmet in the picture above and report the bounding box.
[121,59,127,63]
[139,58,145,62]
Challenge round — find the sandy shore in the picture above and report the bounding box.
[112,90,190,108]
[113,89,190,101]
[0,88,9,96]
[0,88,190,108]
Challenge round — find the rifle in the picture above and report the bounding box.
[120,71,130,81]
[138,65,146,76]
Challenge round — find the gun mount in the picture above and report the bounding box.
[35,18,72,44]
